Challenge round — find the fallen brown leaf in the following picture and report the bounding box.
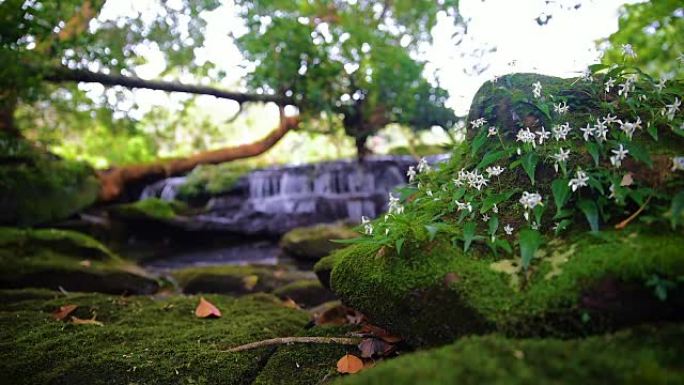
[358,338,395,358]
[71,315,103,326]
[336,354,364,374]
[360,324,402,343]
[51,304,78,321]
[313,304,349,326]
[281,298,300,309]
[620,173,634,186]
[195,297,222,318]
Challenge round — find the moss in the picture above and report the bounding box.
[280,223,359,261]
[172,265,315,295]
[330,228,684,347]
[314,253,344,289]
[334,324,684,385]
[176,162,252,201]
[0,227,158,295]
[253,325,359,385]
[109,198,189,221]
[0,289,310,385]
[0,135,99,226]
[273,279,337,308]
[387,144,448,157]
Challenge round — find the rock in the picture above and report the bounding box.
[172,265,315,295]
[0,227,159,295]
[253,325,357,385]
[314,253,343,290]
[273,279,337,308]
[0,289,309,384]
[331,230,684,347]
[0,135,99,226]
[334,324,684,385]
[280,223,359,261]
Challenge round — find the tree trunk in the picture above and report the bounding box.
[96,108,299,202]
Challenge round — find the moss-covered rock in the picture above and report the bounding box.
[172,265,315,295]
[109,198,190,221]
[331,229,684,347]
[334,324,684,385]
[0,135,99,226]
[280,223,358,261]
[0,227,159,295]
[314,253,343,289]
[0,288,309,385]
[176,162,252,202]
[273,279,337,308]
[254,325,358,385]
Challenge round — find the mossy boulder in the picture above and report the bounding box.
[0,288,309,385]
[280,223,358,261]
[273,279,337,308]
[334,324,684,385]
[109,198,190,222]
[330,229,684,347]
[0,135,99,226]
[253,325,358,385]
[314,253,343,289]
[172,265,315,295]
[0,227,159,295]
[176,162,252,202]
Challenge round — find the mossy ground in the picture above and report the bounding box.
[334,324,684,385]
[253,325,359,385]
[331,228,684,346]
[0,134,99,226]
[313,253,343,289]
[0,289,309,385]
[172,265,315,295]
[110,198,190,221]
[0,227,158,294]
[280,223,358,261]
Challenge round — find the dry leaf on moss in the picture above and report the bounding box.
[336,354,363,374]
[195,297,222,318]
[51,304,78,321]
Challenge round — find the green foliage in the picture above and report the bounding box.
[518,229,543,269]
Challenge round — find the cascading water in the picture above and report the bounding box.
[139,155,448,235]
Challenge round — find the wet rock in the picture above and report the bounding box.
[280,223,358,262]
[172,265,315,295]
[273,279,337,308]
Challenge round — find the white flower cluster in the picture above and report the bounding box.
[453,168,490,191]
[610,144,629,168]
[519,191,543,221]
[532,81,542,98]
[662,97,681,122]
[406,166,416,182]
[621,44,637,59]
[471,117,488,129]
[516,127,537,147]
[553,102,569,115]
[387,192,404,215]
[618,74,638,99]
[568,170,589,192]
[618,117,641,139]
[361,216,373,235]
[455,200,473,213]
[552,123,572,141]
[417,157,431,173]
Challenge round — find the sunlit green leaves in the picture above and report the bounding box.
[518,228,543,270]
[551,178,570,215]
[577,199,600,232]
[463,222,476,253]
[521,152,538,185]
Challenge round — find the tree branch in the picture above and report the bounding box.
[44,67,294,106]
[222,336,362,353]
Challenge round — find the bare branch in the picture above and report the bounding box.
[222,336,362,353]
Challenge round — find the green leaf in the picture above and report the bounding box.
[476,150,507,170]
[521,152,538,185]
[470,130,488,157]
[518,228,543,269]
[623,141,653,168]
[578,199,600,232]
[480,190,517,213]
[551,178,570,214]
[395,238,405,256]
[425,225,440,241]
[463,221,476,253]
[496,239,513,254]
[554,219,573,235]
[586,142,600,167]
[670,191,684,229]
[646,122,658,141]
[488,216,499,235]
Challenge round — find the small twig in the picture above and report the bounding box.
[222,336,362,353]
[615,195,652,230]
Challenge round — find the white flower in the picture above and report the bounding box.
[608,183,617,200]
[679,54,684,64]
[456,200,473,213]
[532,81,542,98]
[610,144,629,168]
[388,193,404,215]
[621,44,637,58]
[671,156,684,172]
[655,77,667,92]
[426,189,433,197]
[604,77,615,93]
[580,123,595,141]
[552,123,572,141]
[581,69,593,82]
[519,191,543,210]
[535,126,550,144]
[471,117,488,129]
[385,228,390,236]
[604,114,618,125]
[482,214,490,222]
[504,224,514,235]
[594,120,608,142]
[361,216,373,235]
[553,102,569,115]
[516,127,537,147]
[487,126,498,137]
[568,170,589,192]
[466,169,489,191]
[406,166,417,182]
[492,204,499,214]
[452,178,464,187]
[618,117,641,139]
[663,97,681,121]
[552,148,570,164]
[486,166,505,177]
[531,222,540,230]
[417,157,431,173]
